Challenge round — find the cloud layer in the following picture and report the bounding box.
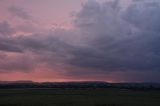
[0,0,160,82]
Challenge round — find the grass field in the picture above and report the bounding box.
[0,88,160,106]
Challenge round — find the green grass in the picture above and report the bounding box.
[0,88,160,106]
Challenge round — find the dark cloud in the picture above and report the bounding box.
[8,6,32,20]
[124,1,160,31]
[0,21,15,36]
[67,0,160,75]
[0,32,74,72]
[0,21,22,52]
[0,37,23,53]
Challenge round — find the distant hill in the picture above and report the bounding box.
[0,81,160,90]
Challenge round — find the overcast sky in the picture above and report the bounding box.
[0,0,160,82]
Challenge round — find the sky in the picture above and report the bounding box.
[0,0,160,82]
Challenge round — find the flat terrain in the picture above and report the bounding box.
[0,88,160,106]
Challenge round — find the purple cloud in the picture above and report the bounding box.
[8,6,32,20]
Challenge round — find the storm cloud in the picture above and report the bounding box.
[68,0,160,73]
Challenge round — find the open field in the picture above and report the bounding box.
[0,88,160,106]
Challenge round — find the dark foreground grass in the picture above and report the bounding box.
[0,88,160,106]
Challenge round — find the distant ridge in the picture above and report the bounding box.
[0,80,110,85]
[0,80,160,90]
